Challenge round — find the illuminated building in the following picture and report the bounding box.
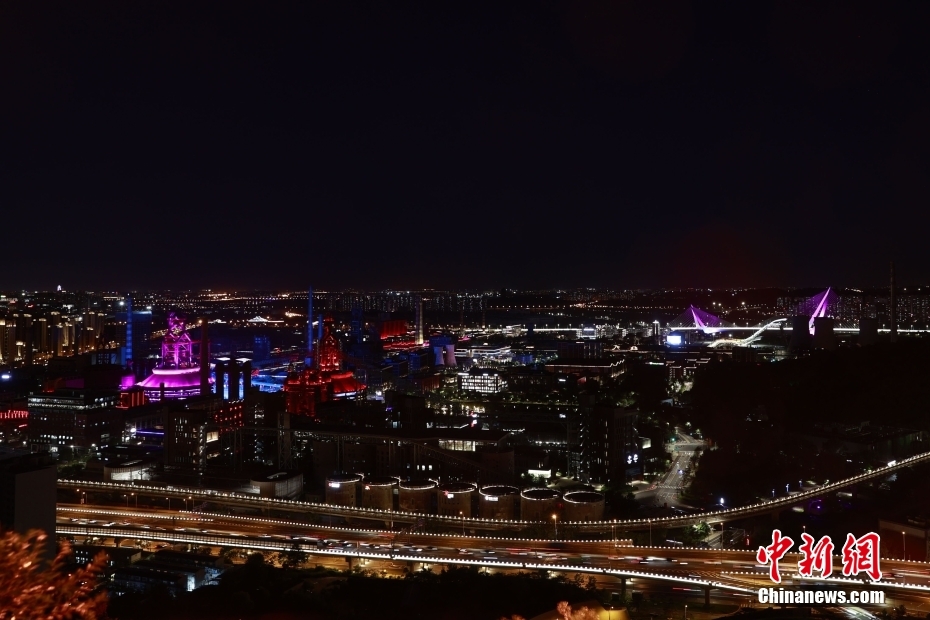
[0,318,14,362]
[457,367,506,394]
[27,390,121,452]
[454,343,510,364]
[137,313,209,401]
[577,398,639,485]
[284,316,365,417]
[164,396,244,473]
[379,319,407,339]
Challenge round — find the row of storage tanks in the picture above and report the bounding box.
[325,474,605,522]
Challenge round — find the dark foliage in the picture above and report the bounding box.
[107,563,590,620]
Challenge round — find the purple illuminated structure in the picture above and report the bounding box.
[668,305,736,334]
[137,313,209,401]
[798,288,837,334]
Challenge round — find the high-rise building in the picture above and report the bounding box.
[577,398,639,485]
[0,446,57,557]
[253,335,271,362]
[4,315,18,362]
[37,317,48,356]
[19,314,33,364]
[27,390,121,452]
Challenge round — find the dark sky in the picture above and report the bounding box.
[2,2,929,291]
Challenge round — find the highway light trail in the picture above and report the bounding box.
[57,449,930,532]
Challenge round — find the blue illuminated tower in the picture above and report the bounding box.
[125,295,133,370]
[305,287,314,365]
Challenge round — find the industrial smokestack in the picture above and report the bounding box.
[215,360,226,399]
[306,287,313,365]
[200,319,210,396]
[415,296,424,346]
[890,261,897,343]
[241,360,251,396]
[228,360,241,401]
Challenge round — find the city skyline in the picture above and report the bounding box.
[2,3,929,290]
[4,4,930,617]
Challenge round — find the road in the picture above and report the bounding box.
[636,430,703,509]
[56,503,930,607]
[58,448,930,532]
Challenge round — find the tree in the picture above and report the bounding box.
[556,601,599,620]
[585,576,597,592]
[0,529,108,620]
[246,551,265,565]
[280,543,304,569]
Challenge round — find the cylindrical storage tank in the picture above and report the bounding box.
[437,482,476,518]
[479,485,519,520]
[520,488,560,521]
[103,460,152,482]
[251,471,304,499]
[361,476,397,511]
[398,479,437,513]
[325,473,362,507]
[562,491,605,522]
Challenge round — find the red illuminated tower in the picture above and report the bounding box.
[317,319,341,372]
[284,316,365,417]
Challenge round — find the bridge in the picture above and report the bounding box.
[58,447,930,534]
[667,288,930,343]
[668,289,839,335]
[55,505,930,604]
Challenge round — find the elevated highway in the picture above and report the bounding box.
[56,505,930,603]
[58,448,930,533]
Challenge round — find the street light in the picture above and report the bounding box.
[684,603,688,620]
[166,497,171,510]
[902,531,906,560]
[552,514,558,538]
[459,511,465,535]
[132,492,137,508]
[123,494,129,508]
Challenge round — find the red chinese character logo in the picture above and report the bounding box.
[797,533,834,578]
[841,532,882,581]
[757,529,795,583]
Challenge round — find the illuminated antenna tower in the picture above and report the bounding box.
[890,262,897,343]
[415,295,424,345]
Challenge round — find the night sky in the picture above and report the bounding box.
[2,2,929,291]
